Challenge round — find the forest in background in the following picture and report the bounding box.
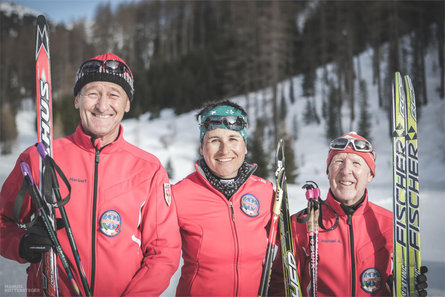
[0,0,444,155]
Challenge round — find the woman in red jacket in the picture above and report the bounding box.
[173,100,274,296]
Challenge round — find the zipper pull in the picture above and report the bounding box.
[229,201,235,221]
[95,150,100,163]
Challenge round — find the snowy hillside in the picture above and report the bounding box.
[0,1,41,19]
[1,48,444,296]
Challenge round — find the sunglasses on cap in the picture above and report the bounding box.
[329,136,375,158]
[77,59,134,83]
[200,115,248,131]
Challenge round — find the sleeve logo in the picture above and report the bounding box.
[163,183,172,207]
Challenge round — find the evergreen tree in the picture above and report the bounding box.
[292,114,299,141]
[357,79,371,140]
[246,119,270,179]
[326,81,343,140]
[303,98,314,125]
[289,78,296,104]
[304,97,320,125]
[54,93,80,137]
[165,158,175,180]
[0,104,18,155]
[281,134,298,184]
[280,92,287,120]
[302,68,316,97]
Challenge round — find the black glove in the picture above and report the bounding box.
[416,266,428,297]
[19,217,54,263]
[387,266,428,297]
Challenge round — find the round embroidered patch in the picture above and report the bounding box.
[361,268,382,293]
[240,194,260,217]
[100,210,121,237]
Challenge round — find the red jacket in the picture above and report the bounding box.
[173,163,274,296]
[0,124,181,297]
[270,190,393,297]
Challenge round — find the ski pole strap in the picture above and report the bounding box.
[41,154,71,208]
[296,199,338,231]
[13,179,38,229]
[14,166,66,230]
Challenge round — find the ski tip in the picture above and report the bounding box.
[37,15,47,23]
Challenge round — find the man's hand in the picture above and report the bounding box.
[387,266,428,297]
[19,217,53,263]
[416,266,428,297]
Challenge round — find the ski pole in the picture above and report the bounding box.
[20,161,82,297]
[37,143,92,297]
[302,181,320,297]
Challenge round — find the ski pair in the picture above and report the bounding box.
[18,15,91,297]
[258,139,302,297]
[391,72,421,296]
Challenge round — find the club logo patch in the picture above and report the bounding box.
[361,268,382,293]
[240,194,260,217]
[163,183,172,206]
[100,210,121,237]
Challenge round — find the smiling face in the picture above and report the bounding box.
[75,81,130,146]
[200,128,247,179]
[328,152,373,206]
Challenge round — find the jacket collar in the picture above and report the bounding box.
[194,160,257,199]
[72,123,125,153]
[326,189,369,217]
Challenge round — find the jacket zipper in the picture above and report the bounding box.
[347,213,356,296]
[90,140,110,294]
[90,148,100,294]
[229,201,239,296]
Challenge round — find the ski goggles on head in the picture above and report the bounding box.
[198,105,248,143]
[76,59,134,88]
[200,115,248,131]
[78,59,133,78]
[329,136,375,158]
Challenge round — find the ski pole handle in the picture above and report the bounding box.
[20,162,34,185]
[37,141,49,159]
[305,188,320,200]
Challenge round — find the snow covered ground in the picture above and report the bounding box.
[1,47,444,296]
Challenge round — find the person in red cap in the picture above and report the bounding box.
[0,53,181,296]
[269,132,428,296]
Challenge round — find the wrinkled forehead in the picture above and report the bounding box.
[330,152,367,163]
[81,81,126,93]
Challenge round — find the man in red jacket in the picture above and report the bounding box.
[269,132,427,296]
[0,53,181,296]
